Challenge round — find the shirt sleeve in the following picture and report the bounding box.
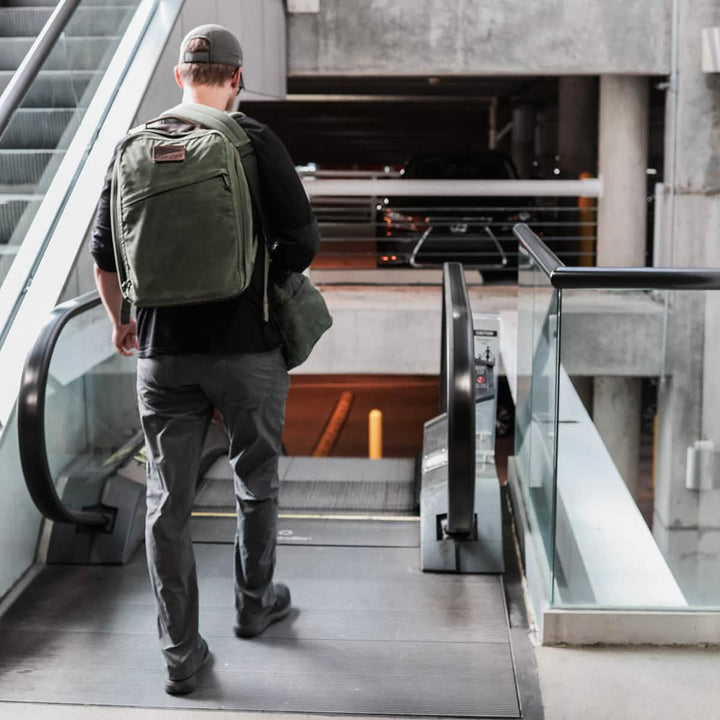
[248,123,320,273]
[89,153,117,273]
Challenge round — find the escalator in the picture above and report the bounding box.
[1,266,528,718]
[0,0,140,266]
[0,0,182,424]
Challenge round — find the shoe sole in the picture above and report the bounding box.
[234,602,291,638]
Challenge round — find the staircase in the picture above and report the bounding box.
[0,0,139,283]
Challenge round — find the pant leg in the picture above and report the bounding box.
[201,349,289,621]
[137,355,212,680]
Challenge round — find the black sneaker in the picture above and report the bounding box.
[164,639,211,696]
[234,583,292,638]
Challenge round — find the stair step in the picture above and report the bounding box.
[0,184,38,195]
[0,197,42,245]
[0,6,135,37]
[0,70,97,108]
[2,0,58,6]
[0,108,79,150]
[5,0,135,6]
[0,36,117,71]
[0,150,63,185]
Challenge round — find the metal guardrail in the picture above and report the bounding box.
[439,262,476,536]
[514,223,720,290]
[310,191,599,269]
[17,290,110,529]
[0,0,82,139]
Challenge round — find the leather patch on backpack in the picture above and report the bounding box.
[152,145,186,163]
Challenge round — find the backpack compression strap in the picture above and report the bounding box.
[163,103,271,322]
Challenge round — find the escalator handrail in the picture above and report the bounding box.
[0,0,82,139]
[17,289,109,528]
[514,222,720,290]
[440,262,476,536]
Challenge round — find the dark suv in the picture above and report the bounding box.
[376,152,531,275]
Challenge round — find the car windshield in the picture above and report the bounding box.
[402,154,516,180]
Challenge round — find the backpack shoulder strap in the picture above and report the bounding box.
[163,103,252,151]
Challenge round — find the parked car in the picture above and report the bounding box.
[375,152,532,277]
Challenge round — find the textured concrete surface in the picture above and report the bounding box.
[289,0,671,76]
[536,645,720,720]
[654,0,720,607]
[597,76,648,268]
[2,645,719,719]
[303,285,666,377]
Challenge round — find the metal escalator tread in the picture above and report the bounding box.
[0,544,521,717]
[194,455,417,514]
[195,476,415,513]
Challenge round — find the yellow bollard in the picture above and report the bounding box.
[368,409,383,459]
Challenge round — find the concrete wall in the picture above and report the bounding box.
[135,0,286,122]
[653,0,720,606]
[289,0,671,76]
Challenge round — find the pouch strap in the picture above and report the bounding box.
[231,137,272,324]
[119,297,132,326]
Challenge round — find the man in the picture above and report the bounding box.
[90,24,320,695]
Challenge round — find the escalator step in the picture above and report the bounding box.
[196,456,417,514]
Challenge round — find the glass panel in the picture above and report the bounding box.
[554,287,720,611]
[44,304,139,494]
[514,246,561,599]
[0,0,141,291]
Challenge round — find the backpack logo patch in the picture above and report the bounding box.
[152,145,186,163]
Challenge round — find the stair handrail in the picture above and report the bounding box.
[514,223,720,290]
[17,289,109,528]
[440,262,476,536]
[0,0,82,139]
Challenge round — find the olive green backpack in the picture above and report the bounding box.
[111,102,332,367]
[110,102,266,323]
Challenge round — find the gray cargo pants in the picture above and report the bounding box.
[136,349,289,680]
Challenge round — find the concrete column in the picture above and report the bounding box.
[596,75,649,268]
[593,77,648,492]
[511,104,535,179]
[593,377,642,498]
[652,0,720,605]
[557,77,598,177]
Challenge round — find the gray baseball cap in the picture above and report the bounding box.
[179,24,243,66]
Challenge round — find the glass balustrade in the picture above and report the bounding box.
[553,287,720,612]
[514,245,561,600]
[514,224,720,614]
[44,302,139,495]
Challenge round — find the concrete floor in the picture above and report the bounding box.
[535,645,720,720]
[2,644,718,720]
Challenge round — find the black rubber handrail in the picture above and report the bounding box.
[514,223,720,290]
[17,290,109,528]
[0,0,82,139]
[440,262,476,536]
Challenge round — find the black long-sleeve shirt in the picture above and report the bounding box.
[90,113,320,358]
